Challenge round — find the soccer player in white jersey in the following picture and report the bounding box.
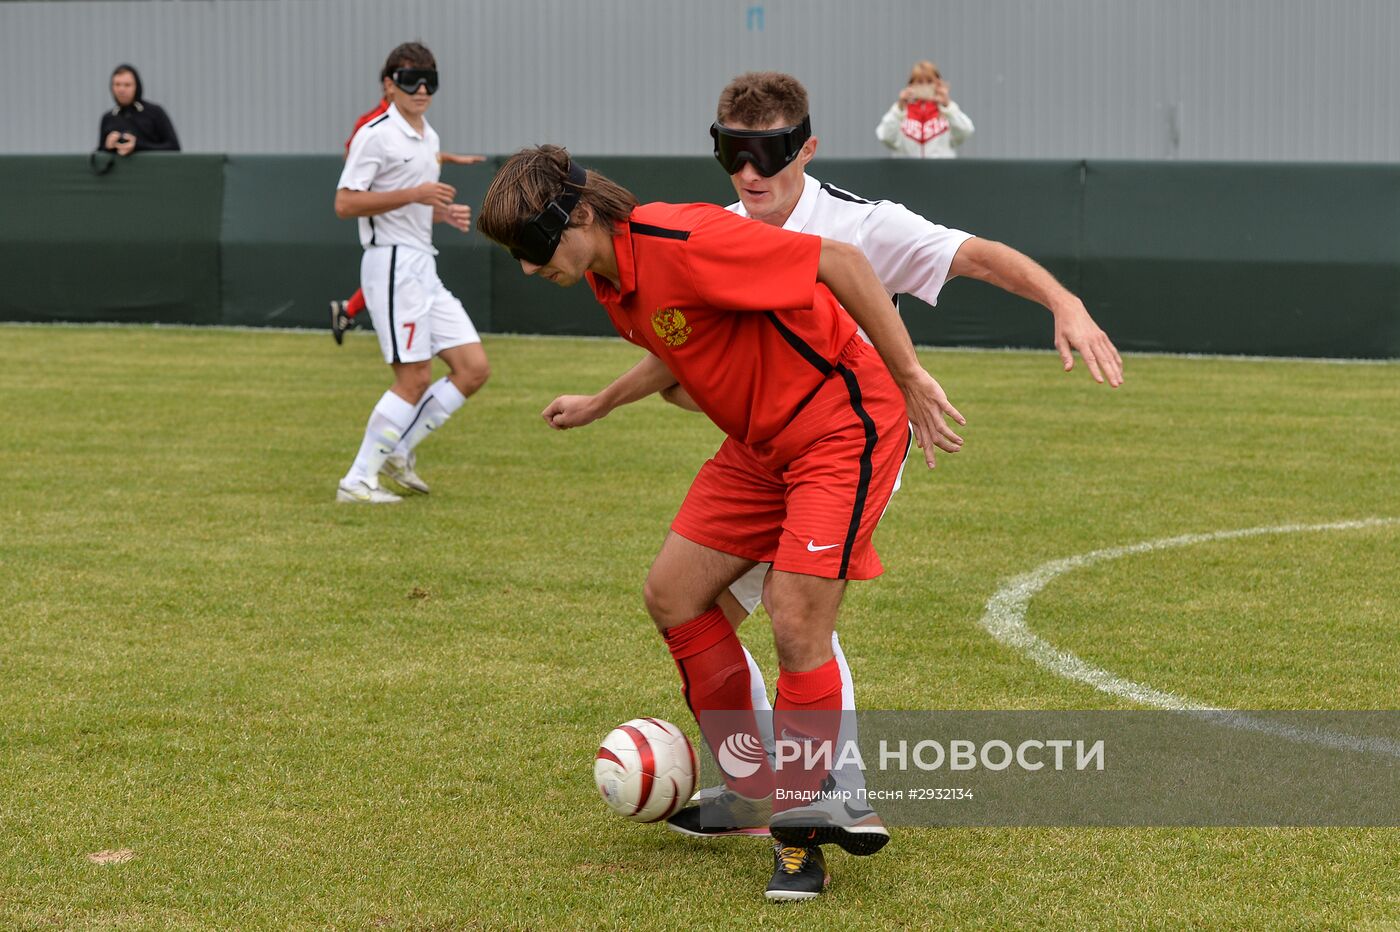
[707,69,1121,684]
[333,42,489,503]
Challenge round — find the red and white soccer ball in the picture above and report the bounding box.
[594,717,698,822]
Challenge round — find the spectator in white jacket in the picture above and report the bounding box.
[876,60,973,158]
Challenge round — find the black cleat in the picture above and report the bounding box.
[665,789,771,838]
[768,801,891,856]
[765,844,828,902]
[330,300,352,345]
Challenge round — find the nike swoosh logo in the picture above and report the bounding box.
[844,801,876,820]
[807,540,840,552]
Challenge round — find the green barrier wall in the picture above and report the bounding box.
[816,160,1085,348]
[219,157,495,330]
[1,154,224,324]
[1080,161,1400,357]
[1,155,1397,357]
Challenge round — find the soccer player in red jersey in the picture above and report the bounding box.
[479,146,966,901]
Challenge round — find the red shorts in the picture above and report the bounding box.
[671,339,912,581]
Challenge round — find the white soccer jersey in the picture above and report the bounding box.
[337,103,440,254]
[727,173,973,307]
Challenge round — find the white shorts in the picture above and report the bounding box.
[729,563,768,615]
[361,245,480,364]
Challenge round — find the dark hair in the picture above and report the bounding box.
[111,63,143,102]
[381,42,435,81]
[479,145,639,252]
[716,71,809,127]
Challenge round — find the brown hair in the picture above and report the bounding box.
[478,145,639,250]
[907,60,942,84]
[716,71,809,128]
[381,41,435,81]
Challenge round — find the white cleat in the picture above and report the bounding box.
[336,478,403,504]
[381,451,430,494]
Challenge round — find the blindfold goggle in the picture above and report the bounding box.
[710,115,812,177]
[392,68,439,95]
[510,158,588,266]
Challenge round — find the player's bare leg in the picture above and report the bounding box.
[438,342,490,398]
[643,532,754,632]
[381,345,488,494]
[763,571,841,671]
[717,589,749,626]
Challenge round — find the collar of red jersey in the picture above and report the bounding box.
[607,220,638,297]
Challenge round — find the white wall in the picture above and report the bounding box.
[2,0,1398,161]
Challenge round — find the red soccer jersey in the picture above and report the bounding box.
[344,98,390,154]
[587,202,860,446]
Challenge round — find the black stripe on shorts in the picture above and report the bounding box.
[761,313,880,579]
[387,245,400,363]
[834,363,878,579]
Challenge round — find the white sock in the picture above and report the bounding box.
[392,377,467,458]
[829,630,867,793]
[745,634,862,789]
[345,390,416,486]
[742,646,776,761]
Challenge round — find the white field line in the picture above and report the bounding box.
[980,518,1400,758]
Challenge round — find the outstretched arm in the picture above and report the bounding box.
[950,238,1123,387]
[541,353,679,430]
[817,239,965,468]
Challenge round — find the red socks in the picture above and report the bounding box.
[345,287,366,319]
[773,657,843,812]
[664,607,774,799]
[664,610,845,808]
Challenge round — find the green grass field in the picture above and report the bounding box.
[1,324,1396,929]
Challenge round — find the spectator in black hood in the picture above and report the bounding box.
[98,64,180,156]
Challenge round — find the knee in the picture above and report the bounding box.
[770,622,835,673]
[642,576,670,630]
[766,595,838,671]
[642,575,690,632]
[399,371,432,403]
[451,358,490,397]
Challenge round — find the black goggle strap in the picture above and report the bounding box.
[512,159,588,263]
[550,158,587,229]
[710,114,812,169]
